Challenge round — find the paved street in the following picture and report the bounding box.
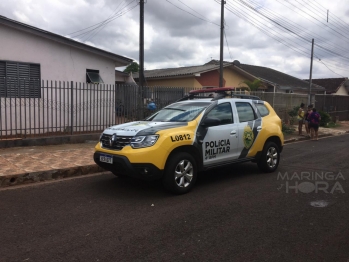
[0,135,348,262]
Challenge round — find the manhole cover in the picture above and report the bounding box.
[310,200,329,208]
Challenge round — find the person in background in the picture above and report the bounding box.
[308,108,321,141]
[297,103,305,135]
[304,104,313,138]
[147,99,156,111]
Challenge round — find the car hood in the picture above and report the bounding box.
[102,121,188,136]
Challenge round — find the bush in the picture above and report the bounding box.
[282,122,295,134]
[288,106,300,125]
[319,111,331,127]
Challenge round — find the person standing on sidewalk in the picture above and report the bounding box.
[304,104,313,138]
[297,103,305,136]
[308,108,321,141]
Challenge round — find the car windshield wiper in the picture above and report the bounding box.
[165,108,186,112]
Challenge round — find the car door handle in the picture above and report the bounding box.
[257,126,262,132]
[230,130,237,135]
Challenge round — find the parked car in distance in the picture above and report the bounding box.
[94,87,284,194]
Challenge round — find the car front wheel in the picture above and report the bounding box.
[163,152,197,194]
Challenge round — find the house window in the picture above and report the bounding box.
[86,69,104,84]
[0,61,41,98]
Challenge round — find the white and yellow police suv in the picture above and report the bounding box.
[94,88,284,194]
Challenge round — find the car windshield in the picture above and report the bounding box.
[146,101,211,122]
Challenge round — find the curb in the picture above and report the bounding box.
[0,164,105,188]
[0,134,100,149]
[284,133,345,144]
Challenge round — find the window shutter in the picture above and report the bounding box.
[30,64,41,98]
[0,61,41,98]
[6,62,18,97]
[0,61,5,97]
[19,63,30,97]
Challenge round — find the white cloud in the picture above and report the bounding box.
[1,0,348,78]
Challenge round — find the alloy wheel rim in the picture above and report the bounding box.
[174,159,193,188]
[266,147,278,168]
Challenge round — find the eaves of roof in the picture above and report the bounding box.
[133,63,234,79]
[115,70,130,76]
[305,78,348,93]
[237,64,325,91]
[0,15,133,66]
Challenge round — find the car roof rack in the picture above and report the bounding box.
[176,87,260,102]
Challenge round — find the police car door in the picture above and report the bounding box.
[200,102,239,167]
[235,101,262,159]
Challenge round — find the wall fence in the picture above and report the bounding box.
[1,79,348,140]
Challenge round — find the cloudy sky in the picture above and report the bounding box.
[1,0,348,79]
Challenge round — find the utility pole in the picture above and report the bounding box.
[139,0,145,88]
[219,0,225,87]
[308,38,314,105]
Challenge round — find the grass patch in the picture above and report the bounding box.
[325,122,341,128]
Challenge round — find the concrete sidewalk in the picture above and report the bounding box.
[0,142,104,187]
[1,123,349,188]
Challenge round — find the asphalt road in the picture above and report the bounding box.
[1,135,349,262]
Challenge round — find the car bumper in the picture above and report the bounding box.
[93,151,163,180]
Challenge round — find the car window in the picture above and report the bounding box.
[236,102,256,122]
[205,102,233,125]
[255,103,269,117]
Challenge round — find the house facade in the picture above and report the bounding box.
[133,60,325,94]
[306,78,349,96]
[0,15,133,88]
[133,61,252,89]
[0,15,133,137]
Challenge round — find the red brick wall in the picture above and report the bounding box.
[195,70,226,87]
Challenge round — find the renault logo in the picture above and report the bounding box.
[109,133,117,147]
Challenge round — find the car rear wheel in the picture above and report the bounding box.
[257,141,280,173]
[163,152,197,194]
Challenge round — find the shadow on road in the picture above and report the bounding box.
[88,162,264,198]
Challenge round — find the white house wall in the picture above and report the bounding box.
[334,85,348,96]
[0,23,116,84]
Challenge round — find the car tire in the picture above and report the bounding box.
[257,141,280,173]
[163,152,197,194]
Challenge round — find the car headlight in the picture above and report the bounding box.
[130,135,159,149]
[99,132,104,141]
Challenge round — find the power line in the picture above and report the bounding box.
[84,1,139,42]
[66,0,138,40]
[83,0,131,42]
[224,28,233,61]
[316,59,345,77]
[303,0,349,33]
[220,0,348,75]
[224,1,311,57]
[165,0,220,27]
[244,0,349,55]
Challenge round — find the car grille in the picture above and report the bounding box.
[100,134,132,150]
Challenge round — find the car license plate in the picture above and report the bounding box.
[100,154,113,164]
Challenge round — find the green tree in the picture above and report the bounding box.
[241,79,264,91]
[123,62,139,73]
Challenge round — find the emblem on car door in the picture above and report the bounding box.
[243,125,254,149]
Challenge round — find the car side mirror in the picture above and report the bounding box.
[201,117,221,127]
